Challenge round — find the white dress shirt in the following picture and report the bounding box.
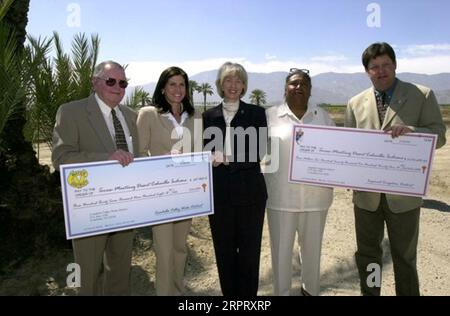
[264,103,335,212]
[95,94,134,153]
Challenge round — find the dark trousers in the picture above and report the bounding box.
[209,201,266,296]
[354,194,420,296]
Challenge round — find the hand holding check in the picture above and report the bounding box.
[384,124,413,138]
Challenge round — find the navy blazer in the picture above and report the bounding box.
[203,101,268,206]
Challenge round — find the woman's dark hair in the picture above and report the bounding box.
[152,66,195,116]
[362,42,396,70]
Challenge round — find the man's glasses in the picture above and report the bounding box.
[367,63,395,73]
[289,68,310,75]
[96,76,129,89]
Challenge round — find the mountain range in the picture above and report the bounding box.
[136,71,450,106]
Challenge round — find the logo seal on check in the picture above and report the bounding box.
[67,169,89,189]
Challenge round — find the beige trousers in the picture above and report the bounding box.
[152,219,192,295]
[267,209,328,296]
[72,229,134,296]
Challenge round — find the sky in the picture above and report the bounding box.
[26,0,450,86]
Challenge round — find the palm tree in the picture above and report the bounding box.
[0,0,30,154]
[24,32,100,149]
[0,7,25,148]
[0,1,98,271]
[189,80,199,105]
[197,82,214,112]
[0,0,33,165]
[249,89,267,106]
[125,86,152,109]
[0,0,68,272]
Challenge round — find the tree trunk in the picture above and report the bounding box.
[0,0,32,160]
[1,0,29,47]
[0,0,66,273]
[203,93,207,112]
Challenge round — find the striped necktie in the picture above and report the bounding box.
[376,92,388,125]
[111,108,129,152]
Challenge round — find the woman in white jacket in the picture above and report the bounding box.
[264,69,335,296]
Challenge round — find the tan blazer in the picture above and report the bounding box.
[136,106,202,296]
[52,94,139,169]
[51,94,139,295]
[136,106,202,157]
[345,79,446,213]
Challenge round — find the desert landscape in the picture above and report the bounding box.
[0,109,449,296]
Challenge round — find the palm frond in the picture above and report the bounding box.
[53,31,74,103]
[0,21,25,140]
[71,33,90,97]
[125,86,152,109]
[22,32,102,148]
[71,33,97,98]
[89,33,100,75]
[0,0,15,22]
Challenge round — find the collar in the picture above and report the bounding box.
[161,111,188,126]
[375,78,398,99]
[277,102,314,121]
[223,100,240,112]
[95,93,119,115]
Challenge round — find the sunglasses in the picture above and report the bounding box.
[289,68,310,75]
[97,76,129,89]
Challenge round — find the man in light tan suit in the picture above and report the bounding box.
[52,61,139,295]
[345,42,446,296]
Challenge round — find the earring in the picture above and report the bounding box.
[162,90,165,95]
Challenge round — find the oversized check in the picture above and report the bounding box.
[60,152,213,239]
[289,125,437,197]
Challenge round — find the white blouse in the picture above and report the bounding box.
[222,101,239,156]
[161,111,189,139]
[263,103,335,212]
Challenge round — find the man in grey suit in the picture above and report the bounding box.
[52,61,139,295]
[345,42,446,296]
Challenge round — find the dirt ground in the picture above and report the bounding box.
[0,127,448,296]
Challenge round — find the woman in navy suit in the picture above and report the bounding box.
[203,62,267,296]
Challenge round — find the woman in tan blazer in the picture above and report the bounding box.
[137,67,201,295]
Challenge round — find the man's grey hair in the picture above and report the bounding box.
[93,60,125,78]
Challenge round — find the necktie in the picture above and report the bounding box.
[376,92,388,125]
[111,108,129,152]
